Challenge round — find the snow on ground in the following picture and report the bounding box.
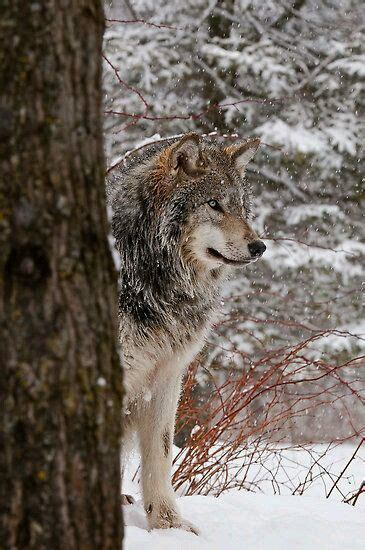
[124,492,365,550]
[123,444,365,549]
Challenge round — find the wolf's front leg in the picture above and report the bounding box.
[137,371,198,534]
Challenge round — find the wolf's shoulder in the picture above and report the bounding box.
[107,137,178,180]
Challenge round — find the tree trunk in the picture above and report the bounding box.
[0,1,123,548]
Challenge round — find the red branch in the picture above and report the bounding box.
[103,55,150,132]
[172,326,365,499]
[105,97,285,123]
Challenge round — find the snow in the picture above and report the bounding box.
[257,119,328,155]
[124,492,365,550]
[123,444,365,549]
[284,204,345,225]
[263,237,365,279]
[329,55,365,77]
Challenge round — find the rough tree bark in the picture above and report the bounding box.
[0,1,123,548]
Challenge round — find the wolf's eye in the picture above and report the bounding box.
[207,199,223,212]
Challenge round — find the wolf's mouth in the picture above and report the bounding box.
[207,248,252,266]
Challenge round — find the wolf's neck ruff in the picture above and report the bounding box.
[115,196,223,336]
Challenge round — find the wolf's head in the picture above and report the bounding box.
[149,133,265,272]
[108,132,266,324]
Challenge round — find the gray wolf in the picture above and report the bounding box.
[107,133,265,533]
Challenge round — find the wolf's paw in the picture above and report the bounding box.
[121,494,136,505]
[147,502,199,535]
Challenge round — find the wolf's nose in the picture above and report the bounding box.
[248,240,266,258]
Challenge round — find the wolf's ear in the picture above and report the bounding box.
[224,138,260,177]
[168,133,202,176]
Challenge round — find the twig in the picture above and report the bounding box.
[106,18,178,30]
[327,438,364,498]
[344,481,365,506]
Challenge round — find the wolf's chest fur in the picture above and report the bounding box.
[120,276,222,406]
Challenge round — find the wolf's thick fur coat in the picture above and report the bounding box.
[107,134,264,533]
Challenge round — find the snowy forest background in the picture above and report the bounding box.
[103,0,364,495]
